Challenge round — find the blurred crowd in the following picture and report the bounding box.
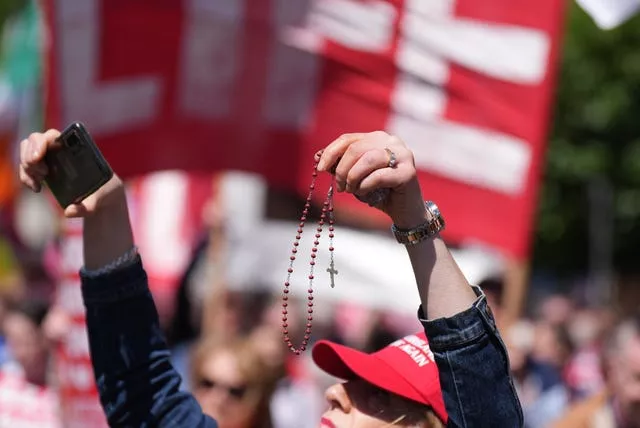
[1,185,639,428]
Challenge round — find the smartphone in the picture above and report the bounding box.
[44,122,114,208]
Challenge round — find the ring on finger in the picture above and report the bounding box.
[384,148,398,169]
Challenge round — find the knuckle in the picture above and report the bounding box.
[370,130,388,138]
[388,135,403,146]
[28,132,40,141]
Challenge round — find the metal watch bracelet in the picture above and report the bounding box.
[391,201,445,245]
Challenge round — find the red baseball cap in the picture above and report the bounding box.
[312,331,447,423]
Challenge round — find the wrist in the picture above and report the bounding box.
[391,198,430,229]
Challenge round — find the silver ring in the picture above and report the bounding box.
[385,148,398,168]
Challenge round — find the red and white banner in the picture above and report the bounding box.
[42,2,564,424]
[43,0,564,259]
[56,219,108,428]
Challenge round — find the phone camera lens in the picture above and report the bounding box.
[66,133,81,148]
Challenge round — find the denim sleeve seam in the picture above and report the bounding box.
[446,350,468,428]
[427,327,486,352]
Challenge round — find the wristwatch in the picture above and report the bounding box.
[391,201,445,245]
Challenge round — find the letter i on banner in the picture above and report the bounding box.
[56,218,108,428]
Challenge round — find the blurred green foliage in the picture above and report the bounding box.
[534,4,640,274]
[0,0,26,36]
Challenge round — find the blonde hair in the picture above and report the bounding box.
[190,335,276,428]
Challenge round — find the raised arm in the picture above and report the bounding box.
[318,131,523,427]
[18,130,217,427]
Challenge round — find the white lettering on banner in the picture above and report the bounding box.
[178,0,243,119]
[390,0,550,195]
[391,116,532,195]
[390,335,435,367]
[399,0,549,84]
[306,0,396,52]
[56,0,162,134]
[263,0,321,128]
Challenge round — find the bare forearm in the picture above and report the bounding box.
[405,236,477,320]
[392,188,477,320]
[83,189,134,270]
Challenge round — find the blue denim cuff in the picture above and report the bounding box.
[80,256,150,305]
[418,286,499,351]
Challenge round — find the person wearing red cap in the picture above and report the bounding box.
[18,129,523,427]
[313,331,447,427]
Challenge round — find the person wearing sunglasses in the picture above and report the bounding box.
[18,129,523,427]
[190,336,276,428]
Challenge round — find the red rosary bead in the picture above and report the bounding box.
[282,154,337,354]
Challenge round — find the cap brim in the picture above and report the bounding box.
[312,339,427,406]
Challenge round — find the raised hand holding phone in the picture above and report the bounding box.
[19,124,124,218]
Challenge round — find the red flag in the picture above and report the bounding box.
[42,0,563,257]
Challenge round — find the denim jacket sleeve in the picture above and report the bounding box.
[419,287,523,428]
[80,257,218,427]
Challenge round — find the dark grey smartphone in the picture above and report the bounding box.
[44,122,113,208]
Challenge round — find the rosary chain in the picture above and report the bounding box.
[282,158,336,354]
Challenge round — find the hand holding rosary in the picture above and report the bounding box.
[281,150,392,354]
[281,133,445,354]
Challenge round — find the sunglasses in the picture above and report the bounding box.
[196,377,248,400]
